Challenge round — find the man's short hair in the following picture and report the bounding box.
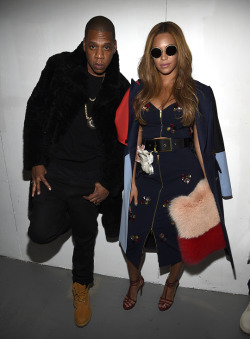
[85,16,115,40]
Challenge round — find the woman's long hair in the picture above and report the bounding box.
[134,22,198,126]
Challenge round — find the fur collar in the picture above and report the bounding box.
[48,41,125,142]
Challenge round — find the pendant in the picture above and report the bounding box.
[87,117,96,129]
[84,104,96,129]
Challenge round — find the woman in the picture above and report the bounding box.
[115,22,233,311]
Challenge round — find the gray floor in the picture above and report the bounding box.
[0,256,248,339]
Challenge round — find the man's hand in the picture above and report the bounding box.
[31,165,51,197]
[83,182,109,205]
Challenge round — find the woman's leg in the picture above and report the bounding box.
[159,261,183,310]
[123,255,145,309]
[165,261,183,296]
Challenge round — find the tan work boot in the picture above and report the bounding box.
[72,282,91,327]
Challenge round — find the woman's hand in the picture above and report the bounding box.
[129,126,142,210]
[129,182,138,210]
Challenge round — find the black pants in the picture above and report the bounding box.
[28,178,99,286]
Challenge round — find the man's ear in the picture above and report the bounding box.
[83,38,86,52]
[113,40,117,54]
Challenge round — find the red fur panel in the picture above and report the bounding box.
[168,179,220,238]
[115,88,130,145]
[177,223,226,264]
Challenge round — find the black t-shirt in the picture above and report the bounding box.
[47,73,105,185]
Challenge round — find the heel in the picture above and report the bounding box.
[139,276,144,296]
[123,275,144,310]
[158,279,179,311]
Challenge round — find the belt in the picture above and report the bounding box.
[143,138,192,152]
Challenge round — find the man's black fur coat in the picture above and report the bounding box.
[23,42,130,238]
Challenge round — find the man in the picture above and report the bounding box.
[23,16,129,327]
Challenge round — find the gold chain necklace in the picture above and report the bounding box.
[84,74,105,129]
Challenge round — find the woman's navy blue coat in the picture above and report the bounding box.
[115,79,234,270]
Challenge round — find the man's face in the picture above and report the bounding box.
[83,30,117,76]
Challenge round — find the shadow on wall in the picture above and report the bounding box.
[183,250,231,275]
[26,230,72,263]
[159,250,230,277]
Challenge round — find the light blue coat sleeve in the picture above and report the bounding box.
[215,151,232,199]
[119,154,132,252]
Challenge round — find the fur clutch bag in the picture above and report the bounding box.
[168,179,226,265]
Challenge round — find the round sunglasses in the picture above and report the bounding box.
[150,45,177,58]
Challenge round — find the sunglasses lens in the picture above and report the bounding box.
[150,48,162,58]
[166,45,177,56]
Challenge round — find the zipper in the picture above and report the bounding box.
[151,155,163,230]
[159,109,163,137]
[143,154,163,255]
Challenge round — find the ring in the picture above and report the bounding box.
[93,201,100,206]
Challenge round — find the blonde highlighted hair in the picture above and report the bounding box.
[134,21,198,126]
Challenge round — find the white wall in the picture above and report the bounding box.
[0,0,249,295]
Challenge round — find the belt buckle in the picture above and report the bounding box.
[162,137,172,152]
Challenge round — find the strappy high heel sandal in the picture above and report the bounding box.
[158,279,179,311]
[123,275,144,310]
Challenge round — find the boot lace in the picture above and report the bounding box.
[73,286,88,303]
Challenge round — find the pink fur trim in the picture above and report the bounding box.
[168,179,220,239]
